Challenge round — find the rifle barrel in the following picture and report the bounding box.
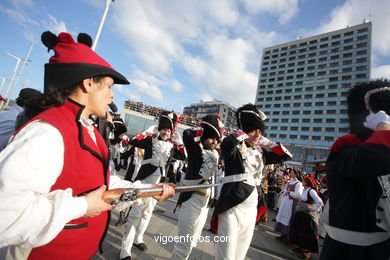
[135,183,219,196]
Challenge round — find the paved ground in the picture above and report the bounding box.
[92,171,324,260]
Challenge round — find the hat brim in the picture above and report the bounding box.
[44,63,130,90]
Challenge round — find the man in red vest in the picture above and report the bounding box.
[0,31,174,260]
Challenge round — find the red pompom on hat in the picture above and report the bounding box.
[42,31,129,90]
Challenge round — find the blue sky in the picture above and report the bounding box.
[1,0,390,113]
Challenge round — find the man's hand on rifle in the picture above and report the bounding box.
[151,183,176,202]
[84,185,113,217]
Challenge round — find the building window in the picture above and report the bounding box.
[356,42,367,48]
[356,58,367,63]
[357,35,368,40]
[343,53,353,58]
[357,28,368,33]
[356,50,367,55]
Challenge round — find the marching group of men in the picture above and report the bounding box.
[0,30,389,260]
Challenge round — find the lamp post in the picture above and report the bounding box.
[0,51,21,110]
[0,77,10,95]
[3,41,34,109]
[91,0,114,51]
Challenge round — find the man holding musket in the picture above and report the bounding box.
[211,103,292,260]
[120,111,186,260]
[172,114,224,260]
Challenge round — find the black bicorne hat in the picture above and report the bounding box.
[236,103,266,134]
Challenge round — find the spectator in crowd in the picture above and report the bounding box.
[289,176,323,259]
[274,168,303,241]
[0,88,40,150]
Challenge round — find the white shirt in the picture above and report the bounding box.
[0,119,144,249]
[301,187,323,212]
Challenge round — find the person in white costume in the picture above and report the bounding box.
[274,168,303,241]
[120,111,186,260]
[211,104,293,260]
[171,114,224,260]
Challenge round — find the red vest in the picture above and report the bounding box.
[25,100,110,260]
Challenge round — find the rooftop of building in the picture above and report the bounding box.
[263,20,371,51]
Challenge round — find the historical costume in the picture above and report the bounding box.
[290,176,323,259]
[274,169,303,240]
[0,31,148,260]
[211,104,292,260]
[171,114,223,260]
[319,81,390,260]
[120,111,185,260]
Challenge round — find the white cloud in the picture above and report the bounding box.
[133,70,183,93]
[111,0,283,108]
[11,0,34,8]
[199,93,214,102]
[169,80,183,92]
[0,4,39,26]
[307,0,390,56]
[131,79,163,101]
[114,84,141,101]
[185,35,259,106]
[241,0,300,24]
[45,15,68,35]
[371,65,390,80]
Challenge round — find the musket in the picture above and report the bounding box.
[102,184,219,205]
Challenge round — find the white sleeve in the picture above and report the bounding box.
[289,181,303,199]
[108,175,151,211]
[0,121,88,248]
[309,189,323,212]
[109,175,150,189]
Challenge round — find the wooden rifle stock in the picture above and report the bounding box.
[102,184,219,205]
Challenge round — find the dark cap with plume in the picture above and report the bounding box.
[113,117,127,138]
[201,114,224,141]
[158,111,178,131]
[347,79,390,141]
[236,103,266,134]
[41,31,129,91]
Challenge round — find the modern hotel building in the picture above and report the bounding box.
[255,21,371,166]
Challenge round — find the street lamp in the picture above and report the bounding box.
[0,77,10,95]
[4,40,34,109]
[91,0,115,51]
[0,50,21,110]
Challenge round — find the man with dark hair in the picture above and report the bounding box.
[0,31,174,260]
[172,114,224,260]
[211,103,292,260]
[0,88,41,150]
[320,80,390,260]
[120,111,186,260]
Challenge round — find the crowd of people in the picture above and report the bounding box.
[124,100,200,127]
[0,30,388,260]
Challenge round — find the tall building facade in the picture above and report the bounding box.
[183,100,237,130]
[255,21,371,167]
